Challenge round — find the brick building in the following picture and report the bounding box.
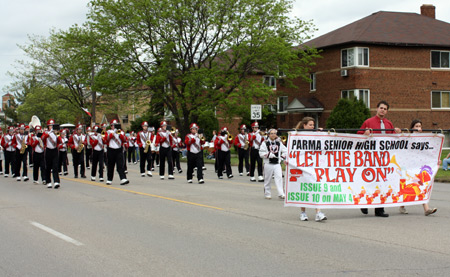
[275,4,450,141]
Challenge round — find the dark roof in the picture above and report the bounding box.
[304,11,450,49]
[286,97,324,113]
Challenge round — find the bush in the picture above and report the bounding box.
[326,98,370,131]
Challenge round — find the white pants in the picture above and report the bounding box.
[263,163,284,197]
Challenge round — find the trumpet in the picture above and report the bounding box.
[226,131,233,142]
[281,135,287,145]
[170,126,176,135]
[101,130,106,137]
[77,143,84,153]
[144,140,151,153]
[116,129,122,135]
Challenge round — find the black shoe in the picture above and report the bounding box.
[375,212,389,217]
[81,175,86,178]
[361,208,368,214]
[74,175,78,178]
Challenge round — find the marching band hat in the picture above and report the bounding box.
[25,125,30,130]
[110,119,119,125]
[240,124,246,129]
[8,126,14,131]
[148,126,155,131]
[160,121,168,127]
[47,119,55,126]
[34,125,42,131]
[86,126,92,131]
[251,122,259,128]
[221,127,228,132]
[101,123,108,128]
[76,124,83,129]
[141,121,149,127]
[190,123,199,129]
[19,123,25,129]
[93,125,100,130]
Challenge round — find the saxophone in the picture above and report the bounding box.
[77,137,84,153]
[244,134,249,150]
[144,140,151,153]
[20,137,27,154]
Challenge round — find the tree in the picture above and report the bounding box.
[87,0,319,134]
[326,98,371,130]
[239,105,277,131]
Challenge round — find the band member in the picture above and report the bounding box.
[68,124,86,178]
[26,125,33,168]
[13,123,29,181]
[214,127,233,179]
[0,128,3,175]
[259,129,287,200]
[234,124,250,176]
[210,130,218,172]
[58,129,69,176]
[41,119,62,188]
[137,121,153,177]
[30,125,46,184]
[127,131,137,164]
[155,121,174,180]
[1,126,16,177]
[122,133,128,174]
[101,123,108,167]
[172,129,182,173]
[150,127,158,170]
[249,122,264,182]
[88,125,105,182]
[106,119,129,185]
[185,123,205,183]
[85,126,93,169]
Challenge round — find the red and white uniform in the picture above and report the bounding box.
[249,131,264,150]
[215,135,232,152]
[41,130,62,149]
[185,134,204,154]
[68,133,86,150]
[155,130,173,149]
[137,130,153,148]
[234,133,250,149]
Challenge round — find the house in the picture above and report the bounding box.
[275,4,450,143]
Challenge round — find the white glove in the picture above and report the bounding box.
[269,153,276,158]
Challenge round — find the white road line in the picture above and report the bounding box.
[30,221,84,246]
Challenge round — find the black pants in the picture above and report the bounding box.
[28,146,33,166]
[91,149,104,178]
[217,150,232,177]
[238,148,250,173]
[85,147,92,168]
[45,148,60,183]
[187,152,203,180]
[58,150,68,174]
[72,150,85,177]
[123,150,127,171]
[250,148,263,177]
[33,152,45,182]
[139,148,152,173]
[15,150,28,177]
[128,147,136,163]
[151,152,159,168]
[0,158,2,173]
[107,147,126,181]
[172,150,181,171]
[159,146,173,176]
[4,150,16,176]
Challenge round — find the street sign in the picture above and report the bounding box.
[251,104,262,120]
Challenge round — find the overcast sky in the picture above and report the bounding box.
[1,0,450,96]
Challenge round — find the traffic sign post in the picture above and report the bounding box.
[251,104,262,120]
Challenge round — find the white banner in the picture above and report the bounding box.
[285,132,444,209]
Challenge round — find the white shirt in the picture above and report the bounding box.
[188,134,201,154]
[107,130,122,149]
[218,135,230,152]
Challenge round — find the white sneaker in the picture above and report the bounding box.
[239,172,243,176]
[187,179,193,183]
[399,207,408,214]
[265,195,272,199]
[47,183,53,188]
[250,177,256,182]
[99,178,104,182]
[199,179,204,184]
[278,195,285,200]
[106,181,112,185]
[54,183,60,189]
[23,176,29,182]
[141,173,146,177]
[33,180,39,184]
[168,175,174,179]
[120,179,129,185]
[218,176,223,179]
[147,171,153,177]
[4,174,8,178]
[17,177,21,181]
[160,176,165,180]
[300,212,308,221]
[0,172,3,175]
[315,212,327,222]
[202,167,206,170]
[258,176,264,182]
[91,177,96,181]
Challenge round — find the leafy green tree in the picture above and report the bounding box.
[87,0,319,134]
[326,98,371,131]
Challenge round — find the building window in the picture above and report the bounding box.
[431,51,450,68]
[341,89,370,108]
[263,76,276,89]
[264,104,277,113]
[277,96,288,113]
[121,115,129,124]
[431,91,450,108]
[341,47,369,67]
[310,73,316,91]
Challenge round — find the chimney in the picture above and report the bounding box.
[420,4,435,19]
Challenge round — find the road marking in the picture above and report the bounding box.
[61,177,224,211]
[30,221,84,246]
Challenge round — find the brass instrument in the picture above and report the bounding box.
[259,130,266,136]
[144,140,151,153]
[77,142,84,153]
[281,135,287,145]
[226,131,233,142]
[116,129,122,135]
[55,130,60,136]
[20,138,27,154]
[170,126,176,135]
[244,135,249,150]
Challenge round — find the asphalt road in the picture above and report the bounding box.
[1,161,449,276]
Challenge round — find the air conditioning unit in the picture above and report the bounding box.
[341,69,348,77]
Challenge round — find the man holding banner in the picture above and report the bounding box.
[358,100,400,217]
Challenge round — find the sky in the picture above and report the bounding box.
[1,0,450,96]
